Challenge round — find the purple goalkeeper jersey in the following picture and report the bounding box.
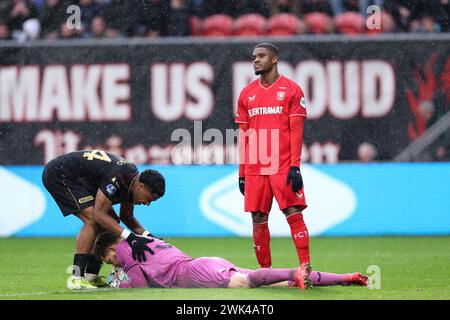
[116,238,191,288]
[115,238,250,288]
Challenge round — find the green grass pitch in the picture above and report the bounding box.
[0,237,449,300]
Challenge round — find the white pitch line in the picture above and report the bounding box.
[0,288,114,298]
[0,291,68,298]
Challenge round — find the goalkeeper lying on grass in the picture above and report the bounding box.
[94,232,368,289]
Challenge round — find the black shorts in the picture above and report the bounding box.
[42,162,96,217]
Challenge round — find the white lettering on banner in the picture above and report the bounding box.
[71,65,102,121]
[0,66,39,122]
[102,65,131,121]
[151,62,214,121]
[328,61,360,119]
[185,62,214,120]
[0,64,131,122]
[362,60,395,117]
[151,63,184,121]
[232,60,395,120]
[40,65,71,121]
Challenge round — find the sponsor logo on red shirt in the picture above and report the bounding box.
[248,106,283,117]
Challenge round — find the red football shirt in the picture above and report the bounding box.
[235,75,307,175]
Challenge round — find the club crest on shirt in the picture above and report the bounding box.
[106,184,117,195]
[276,91,285,101]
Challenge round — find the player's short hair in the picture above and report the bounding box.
[255,42,279,57]
[94,231,120,260]
[139,169,165,197]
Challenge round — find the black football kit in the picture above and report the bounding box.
[42,150,138,216]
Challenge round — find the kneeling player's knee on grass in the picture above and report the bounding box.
[228,273,251,289]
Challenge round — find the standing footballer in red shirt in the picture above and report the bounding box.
[235,43,311,289]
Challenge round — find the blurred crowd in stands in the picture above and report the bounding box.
[0,0,449,41]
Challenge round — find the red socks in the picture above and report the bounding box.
[286,212,310,264]
[252,222,272,268]
[253,213,310,268]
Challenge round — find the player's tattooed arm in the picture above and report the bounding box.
[93,189,124,237]
[120,202,146,235]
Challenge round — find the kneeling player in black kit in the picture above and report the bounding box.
[42,150,165,290]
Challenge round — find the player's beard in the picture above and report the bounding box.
[255,65,272,75]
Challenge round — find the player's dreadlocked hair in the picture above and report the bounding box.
[255,42,279,57]
[139,169,166,197]
[93,231,120,260]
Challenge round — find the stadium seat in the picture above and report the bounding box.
[266,13,299,36]
[189,16,202,36]
[234,14,266,36]
[335,12,365,35]
[202,14,234,37]
[304,12,333,34]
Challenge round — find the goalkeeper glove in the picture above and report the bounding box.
[126,233,155,262]
[286,166,303,193]
[238,177,245,196]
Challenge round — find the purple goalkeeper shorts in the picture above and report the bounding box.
[174,257,252,288]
